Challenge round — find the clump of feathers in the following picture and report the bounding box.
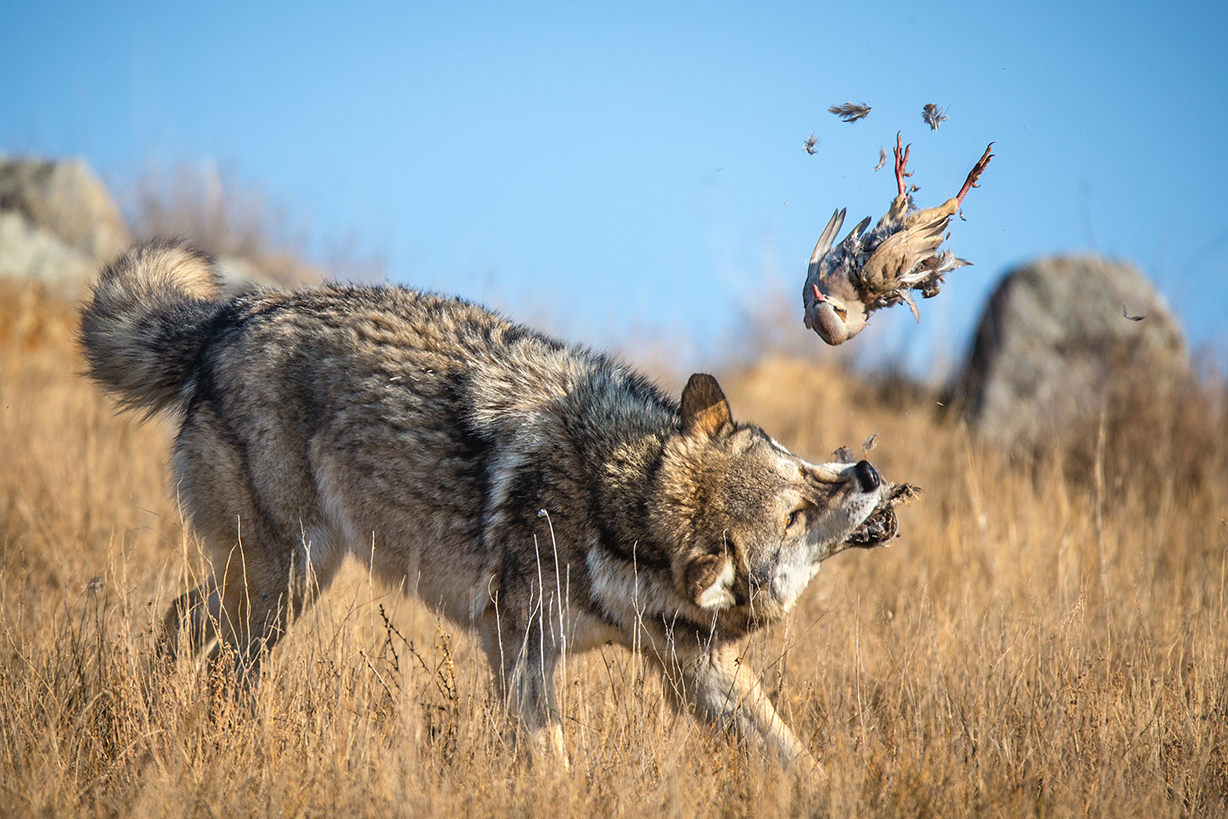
[846,477,919,545]
[828,102,872,123]
[832,442,919,546]
[922,103,950,131]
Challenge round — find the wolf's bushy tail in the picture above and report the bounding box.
[80,240,227,416]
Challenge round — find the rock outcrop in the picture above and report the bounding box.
[0,156,323,292]
[955,255,1188,450]
[0,211,96,285]
[0,158,131,265]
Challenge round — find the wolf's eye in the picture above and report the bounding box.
[786,509,803,531]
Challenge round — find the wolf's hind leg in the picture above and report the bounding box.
[159,529,341,686]
[207,534,341,682]
[477,612,567,765]
[158,580,224,660]
[169,404,344,682]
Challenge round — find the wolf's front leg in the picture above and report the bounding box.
[478,613,568,766]
[654,642,813,766]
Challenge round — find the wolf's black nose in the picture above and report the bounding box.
[854,460,880,492]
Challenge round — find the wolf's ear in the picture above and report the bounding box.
[681,373,732,438]
[684,553,736,611]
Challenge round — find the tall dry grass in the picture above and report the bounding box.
[1,279,1226,817]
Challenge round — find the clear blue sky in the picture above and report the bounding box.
[3,0,1226,378]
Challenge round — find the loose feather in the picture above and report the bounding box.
[922,103,949,131]
[828,102,872,123]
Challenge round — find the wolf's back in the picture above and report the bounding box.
[80,240,227,416]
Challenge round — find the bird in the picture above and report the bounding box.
[802,133,994,345]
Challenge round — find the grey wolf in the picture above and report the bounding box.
[80,240,893,764]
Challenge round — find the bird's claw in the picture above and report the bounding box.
[894,132,913,196]
[955,143,994,205]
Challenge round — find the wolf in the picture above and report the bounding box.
[80,240,896,765]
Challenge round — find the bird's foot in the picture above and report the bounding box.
[955,143,995,206]
[894,132,913,196]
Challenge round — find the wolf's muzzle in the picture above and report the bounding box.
[854,460,880,492]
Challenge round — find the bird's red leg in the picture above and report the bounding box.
[893,132,912,196]
[955,143,995,206]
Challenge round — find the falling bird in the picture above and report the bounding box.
[802,133,994,345]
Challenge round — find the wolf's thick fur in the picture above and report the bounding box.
[81,240,887,764]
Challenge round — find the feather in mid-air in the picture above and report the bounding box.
[873,147,888,171]
[803,133,819,155]
[922,103,950,131]
[829,102,872,123]
[802,133,994,345]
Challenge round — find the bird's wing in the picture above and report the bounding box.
[808,209,847,270]
[841,216,872,255]
[857,209,953,300]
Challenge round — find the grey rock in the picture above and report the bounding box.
[956,255,1187,449]
[0,157,130,264]
[0,211,95,288]
[0,155,328,294]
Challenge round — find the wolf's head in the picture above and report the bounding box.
[653,374,888,627]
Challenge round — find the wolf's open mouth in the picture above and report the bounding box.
[845,482,919,548]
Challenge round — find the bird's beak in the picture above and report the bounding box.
[804,285,827,332]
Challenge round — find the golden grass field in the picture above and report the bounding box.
[1,277,1226,817]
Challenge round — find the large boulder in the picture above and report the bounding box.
[0,212,96,285]
[955,255,1188,450]
[0,157,130,263]
[0,156,328,293]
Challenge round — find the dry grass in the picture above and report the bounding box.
[2,279,1227,817]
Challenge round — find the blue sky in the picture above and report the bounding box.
[3,1,1226,378]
